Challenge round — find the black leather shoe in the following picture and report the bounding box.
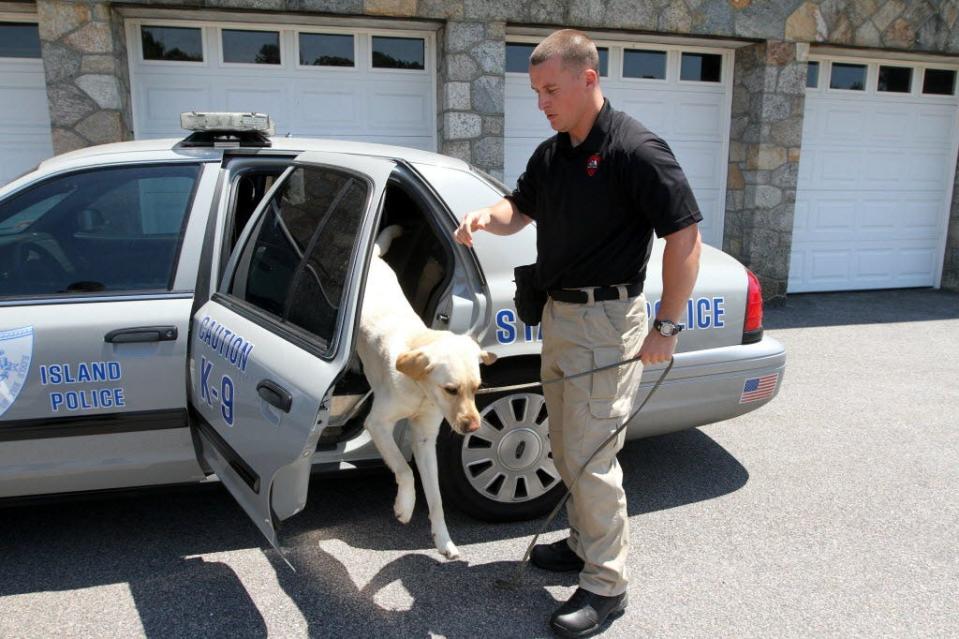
[530,538,584,572]
[549,588,628,638]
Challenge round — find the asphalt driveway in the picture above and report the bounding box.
[1,288,956,638]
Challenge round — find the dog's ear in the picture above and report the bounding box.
[396,349,432,380]
[479,350,497,366]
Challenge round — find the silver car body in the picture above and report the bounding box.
[0,137,785,534]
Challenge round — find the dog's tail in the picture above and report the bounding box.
[374,225,403,258]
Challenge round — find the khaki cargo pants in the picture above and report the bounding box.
[540,289,647,597]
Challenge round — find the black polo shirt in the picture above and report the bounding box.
[507,99,702,290]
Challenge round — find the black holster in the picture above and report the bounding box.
[513,263,547,326]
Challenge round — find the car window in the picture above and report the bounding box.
[229,165,370,352]
[0,164,200,298]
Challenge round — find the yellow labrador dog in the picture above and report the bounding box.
[356,225,496,559]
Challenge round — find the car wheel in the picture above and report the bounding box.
[437,387,565,522]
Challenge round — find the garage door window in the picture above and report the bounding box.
[0,22,41,58]
[505,42,607,76]
[0,164,200,298]
[680,52,721,82]
[807,61,819,88]
[372,36,424,70]
[141,26,203,62]
[299,33,354,67]
[223,29,280,65]
[923,68,956,96]
[623,49,666,80]
[229,166,369,351]
[830,63,866,90]
[878,65,912,93]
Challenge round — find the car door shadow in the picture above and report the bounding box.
[0,428,746,638]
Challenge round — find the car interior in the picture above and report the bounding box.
[225,163,456,447]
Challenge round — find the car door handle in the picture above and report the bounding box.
[257,380,292,413]
[104,326,178,343]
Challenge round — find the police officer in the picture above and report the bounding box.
[454,29,702,637]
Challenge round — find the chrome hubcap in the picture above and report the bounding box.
[461,392,561,503]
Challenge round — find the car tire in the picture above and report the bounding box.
[437,386,565,522]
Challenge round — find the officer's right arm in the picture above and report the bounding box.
[454,198,531,247]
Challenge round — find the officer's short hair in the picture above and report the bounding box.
[530,29,599,74]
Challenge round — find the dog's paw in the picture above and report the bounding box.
[394,491,414,524]
[435,538,460,560]
[433,531,459,559]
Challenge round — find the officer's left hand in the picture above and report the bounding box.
[638,332,677,366]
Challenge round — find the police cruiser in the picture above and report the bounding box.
[0,113,785,546]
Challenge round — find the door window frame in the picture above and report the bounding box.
[213,161,383,361]
[0,160,208,305]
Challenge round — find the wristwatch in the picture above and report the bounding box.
[653,319,683,337]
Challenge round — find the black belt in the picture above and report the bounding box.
[547,280,643,304]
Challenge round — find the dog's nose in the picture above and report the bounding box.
[460,418,480,433]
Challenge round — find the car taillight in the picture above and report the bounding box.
[743,268,763,344]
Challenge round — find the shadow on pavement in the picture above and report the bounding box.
[0,428,747,638]
[765,288,959,330]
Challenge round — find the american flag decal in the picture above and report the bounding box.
[740,373,778,404]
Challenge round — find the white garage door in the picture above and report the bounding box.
[126,20,436,150]
[505,39,732,248]
[0,19,53,186]
[789,56,959,292]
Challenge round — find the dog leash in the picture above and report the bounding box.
[493,355,674,591]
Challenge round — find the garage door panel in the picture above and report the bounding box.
[822,106,866,141]
[817,150,860,188]
[914,108,955,144]
[670,142,720,182]
[809,249,852,285]
[368,90,430,131]
[613,93,670,134]
[861,150,906,186]
[671,99,724,140]
[692,190,720,243]
[296,89,363,130]
[906,151,950,187]
[868,108,912,144]
[223,87,290,120]
[139,84,214,136]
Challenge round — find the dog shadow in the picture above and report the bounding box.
[0,428,746,638]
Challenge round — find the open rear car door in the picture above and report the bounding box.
[188,151,395,551]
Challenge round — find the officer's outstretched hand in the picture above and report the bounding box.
[454,209,491,247]
[638,332,678,366]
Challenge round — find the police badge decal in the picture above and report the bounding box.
[0,326,33,418]
[586,153,601,176]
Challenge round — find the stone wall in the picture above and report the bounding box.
[37,0,133,154]
[439,20,506,181]
[724,41,807,303]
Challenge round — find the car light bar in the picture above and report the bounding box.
[180,112,274,134]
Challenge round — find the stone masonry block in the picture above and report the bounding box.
[748,144,787,170]
[472,136,503,168]
[75,110,123,143]
[471,40,504,74]
[444,112,482,139]
[444,82,471,110]
[52,127,90,154]
[472,75,503,115]
[364,0,417,16]
[64,22,113,54]
[80,55,117,74]
[48,83,99,127]
[38,1,91,41]
[76,74,122,110]
[446,53,479,81]
[446,22,485,52]
[785,2,827,41]
[42,43,82,84]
